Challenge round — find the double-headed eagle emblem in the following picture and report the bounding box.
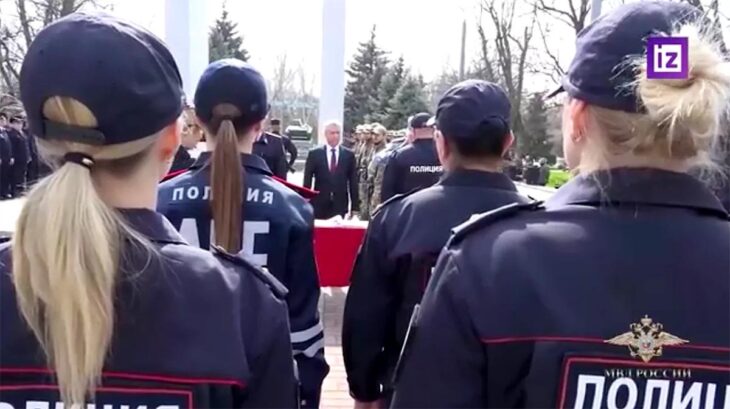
[605,315,689,363]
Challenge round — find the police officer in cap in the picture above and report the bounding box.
[344,80,528,408]
[253,121,288,180]
[392,2,730,407]
[158,59,329,409]
[271,118,298,173]
[381,113,442,201]
[0,13,296,408]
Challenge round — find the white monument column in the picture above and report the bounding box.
[165,0,209,103]
[318,0,346,144]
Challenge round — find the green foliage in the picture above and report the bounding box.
[548,169,571,188]
[520,93,554,161]
[385,74,429,129]
[344,27,389,131]
[209,8,250,63]
[370,56,406,127]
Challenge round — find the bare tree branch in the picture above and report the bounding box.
[535,16,565,82]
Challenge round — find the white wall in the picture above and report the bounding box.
[165,0,209,103]
[318,0,346,144]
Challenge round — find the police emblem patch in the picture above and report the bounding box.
[606,315,689,363]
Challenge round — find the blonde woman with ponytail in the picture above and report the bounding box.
[391,2,730,408]
[158,59,329,409]
[0,13,295,409]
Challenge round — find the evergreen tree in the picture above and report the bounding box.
[344,26,388,131]
[209,7,250,63]
[371,56,406,126]
[386,74,429,129]
[520,93,554,161]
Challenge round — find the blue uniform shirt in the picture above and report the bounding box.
[0,209,297,408]
[392,168,730,408]
[158,152,329,408]
[344,169,529,402]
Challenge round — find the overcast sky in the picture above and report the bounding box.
[104,0,730,94]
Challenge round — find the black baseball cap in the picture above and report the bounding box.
[20,12,184,146]
[548,0,700,113]
[270,118,281,125]
[194,59,268,127]
[409,113,431,129]
[434,79,510,140]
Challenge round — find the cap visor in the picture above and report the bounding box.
[546,85,564,99]
[426,116,437,127]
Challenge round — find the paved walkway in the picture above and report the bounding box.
[320,287,353,408]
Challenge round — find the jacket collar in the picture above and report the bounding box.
[547,168,728,218]
[190,152,273,176]
[118,208,187,245]
[439,169,517,192]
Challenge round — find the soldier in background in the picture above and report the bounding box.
[362,124,388,220]
[354,124,369,173]
[356,124,373,215]
[358,124,381,219]
[271,118,298,173]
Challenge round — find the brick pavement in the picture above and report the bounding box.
[320,287,354,409]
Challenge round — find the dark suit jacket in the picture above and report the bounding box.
[304,145,359,218]
[253,132,288,179]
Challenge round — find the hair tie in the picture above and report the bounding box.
[63,152,95,170]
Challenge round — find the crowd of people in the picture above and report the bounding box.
[0,2,729,409]
[0,111,50,200]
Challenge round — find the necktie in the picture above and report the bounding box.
[330,148,337,172]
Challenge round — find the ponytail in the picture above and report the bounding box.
[11,97,160,406]
[210,118,244,252]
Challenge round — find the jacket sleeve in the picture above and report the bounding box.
[380,155,399,202]
[274,141,289,179]
[285,137,298,168]
[348,151,360,212]
[242,290,299,408]
[303,151,315,189]
[391,249,486,408]
[287,210,329,408]
[342,214,398,401]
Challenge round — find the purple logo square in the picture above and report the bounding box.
[646,36,688,79]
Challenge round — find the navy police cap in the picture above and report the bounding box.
[194,59,269,127]
[549,0,700,112]
[20,12,184,146]
[434,79,510,141]
[409,113,431,129]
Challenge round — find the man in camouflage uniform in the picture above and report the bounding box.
[357,124,378,219]
[365,125,397,217]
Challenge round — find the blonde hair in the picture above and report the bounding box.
[580,23,730,175]
[12,97,162,406]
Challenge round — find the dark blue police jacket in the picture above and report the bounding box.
[0,209,297,408]
[158,152,328,409]
[343,169,529,402]
[381,139,443,202]
[392,168,730,408]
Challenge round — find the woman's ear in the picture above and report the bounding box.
[434,130,448,166]
[501,132,515,156]
[159,120,182,162]
[569,99,588,144]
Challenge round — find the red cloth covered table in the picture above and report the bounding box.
[314,220,368,287]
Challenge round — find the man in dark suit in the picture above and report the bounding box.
[304,121,359,219]
[254,130,288,179]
